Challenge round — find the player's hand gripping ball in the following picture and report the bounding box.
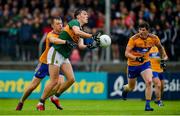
[99,34,111,48]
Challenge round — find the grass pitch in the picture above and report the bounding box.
[0,99,179,115]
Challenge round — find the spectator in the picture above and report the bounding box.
[18,17,33,61]
[0,0,179,62]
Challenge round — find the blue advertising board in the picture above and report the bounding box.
[0,70,48,99]
[1,70,179,100]
[0,71,107,99]
[108,73,180,100]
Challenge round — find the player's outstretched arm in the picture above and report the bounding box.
[156,44,168,60]
[78,38,87,49]
[49,37,66,44]
[125,46,136,60]
[78,38,99,50]
[72,26,92,38]
[49,37,77,48]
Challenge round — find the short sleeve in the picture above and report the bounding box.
[68,19,80,28]
[46,33,51,40]
[154,36,161,46]
[127,38,135,48]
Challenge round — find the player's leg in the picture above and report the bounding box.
[16,77,41,110]
[37,64,60,111]
[54,62,75,97]
[49,62,75,110]
[122,78,136,100]
[49,76,64,110]
[16,63,47,110]
[152,72,162,106]
[157,73,165,106]
[51,77,62,94]
[47,62,75,110]
[122,66,137,100]
[141,68,153,111]
[21,78,41,102]
[37,47,70,111]
[160,79,165,98]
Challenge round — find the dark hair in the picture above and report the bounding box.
[138,22,150,30]
[74,8,87,19]
[51,16,62,23]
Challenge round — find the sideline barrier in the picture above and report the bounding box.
[0,71,179,100]
[0,71,107,99]
[108,73,180,100]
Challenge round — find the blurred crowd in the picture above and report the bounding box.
[0,0,179,63]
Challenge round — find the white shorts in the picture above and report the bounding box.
[47,47,70,67]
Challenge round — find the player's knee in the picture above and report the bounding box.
[145,79,152,87]
[161,85,164,90]
[29,86,36,91]
[129,86,135,91]
[157,82,161,89]
[126,84,135,91]
[50,80,58,86]
[59,80,63,85]
[68,77,75,84]
[29,83,38,91]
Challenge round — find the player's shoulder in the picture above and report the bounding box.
[129,33,140,40]
[47,31,53,37]
[68,19,80,26]
[47,31,60,38]
[148,33,159,39]
[69,19,78,23]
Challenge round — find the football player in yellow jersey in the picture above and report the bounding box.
[122,22,168,111]
[16,17,66,110]
[149,46,167,106]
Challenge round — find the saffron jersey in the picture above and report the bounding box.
[149,46,163,72]
[127,34,161,66]
[39,31,59,64]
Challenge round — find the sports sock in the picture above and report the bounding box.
[39,99,45,104]
[55,93,61,97]
[146,100,151,106]
[157,100,161,104]
[53,95,59,100]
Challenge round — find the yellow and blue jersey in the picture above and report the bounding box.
[127,34,161,66]
[35,31,61,78]
[39,31,59,64]
[149,46,163,73]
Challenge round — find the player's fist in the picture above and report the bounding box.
[160,60,167,70]
[87,44,97,49]
[92,32,102,41]
[65,40,77,49]
[135,57,144,63]
[86,40,100,49]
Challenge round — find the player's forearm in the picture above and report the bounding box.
[49,37,66,44]
[75,30,92,38]
[125,52,136,60]
[78,44,87,49]
[158,46,168,60]
[78,38,87,49]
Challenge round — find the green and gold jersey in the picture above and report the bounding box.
[53,19,80,58]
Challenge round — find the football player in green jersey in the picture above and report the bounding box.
[36,8,101,110]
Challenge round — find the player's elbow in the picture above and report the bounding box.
[73,29,81,36]
[78,44,86,49]
[125,51,129,58]
[49,37,54,43]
